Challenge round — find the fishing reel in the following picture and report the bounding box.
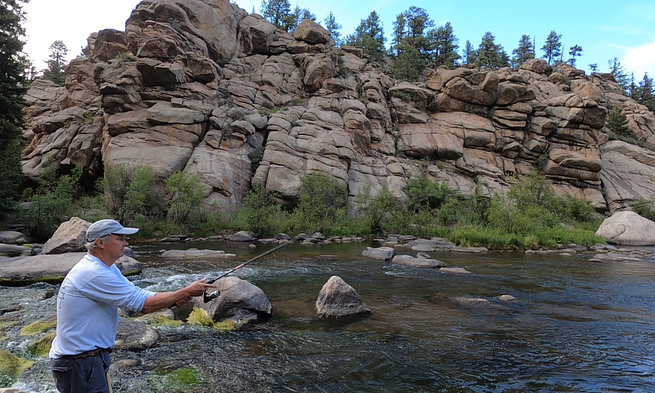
[203,289,220,303]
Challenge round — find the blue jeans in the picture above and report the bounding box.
[50,351,111,393]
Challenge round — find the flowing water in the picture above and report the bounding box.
[2,241,655,392]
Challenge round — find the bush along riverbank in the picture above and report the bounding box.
[4,166,610,251]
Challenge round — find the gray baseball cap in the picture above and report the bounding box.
[86,219,139,242]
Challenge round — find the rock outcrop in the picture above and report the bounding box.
[21,0,655,215]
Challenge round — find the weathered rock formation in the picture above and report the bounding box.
[21,0,655,214]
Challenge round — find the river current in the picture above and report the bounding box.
[2,241,655,392]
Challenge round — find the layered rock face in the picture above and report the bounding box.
[22,0,655,214]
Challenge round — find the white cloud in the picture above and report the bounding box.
[622,41,655,76]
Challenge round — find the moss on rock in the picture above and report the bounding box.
[0,349,34,387]
[27,331,56,357]
[19,318,56,336]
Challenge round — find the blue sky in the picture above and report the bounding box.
[23,0,655,78]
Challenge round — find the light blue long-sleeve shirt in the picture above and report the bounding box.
[49,254,154,358]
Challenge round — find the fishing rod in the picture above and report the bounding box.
[203,241,291,302]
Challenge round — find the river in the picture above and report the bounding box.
[2,241,655,392]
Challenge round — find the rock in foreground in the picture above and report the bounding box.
[315,276,370,318]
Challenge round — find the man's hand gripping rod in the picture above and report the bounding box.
[203,241,291,302]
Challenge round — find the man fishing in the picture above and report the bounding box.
[49,219,215,393]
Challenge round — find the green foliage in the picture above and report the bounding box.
[324,11,342,46]
[356,185,400,236]
[21,166,83,240]
[232,185,287,237]
[166,171,207,226]
[568,44,583,66]
[608,57,631,95]
[345,11,386,62]
[631,198,655,222]
[393,40,425,81]
[0,0,28,214]
[104,165,163,226]
[430,22,460,68]
[541,30,562,66]
[290,173,348,234]
[403,177,454,212]
[511,34,534,68]
[476,31,509,69]
[605,106,633,138]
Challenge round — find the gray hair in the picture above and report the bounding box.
[85,234,111,252]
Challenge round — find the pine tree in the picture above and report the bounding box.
[42,40,68,85]
[635,73,655,112]
[323,12,342,46]
[289,6,315,32]
[430,22,460,68]
[0,0,28,212]
[511,34,534,68]
[476,31,508,69]
[608,57,630,95]
[567,44,583,66]
[605,106,632,138]
[345,11,385,62]
[463,40,476,66]
[393,40,425,81]
[260,0,293,32]
[541,30,562,66]
[589,63,598,74]
[391,13,406,56]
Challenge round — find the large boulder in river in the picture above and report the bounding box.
[42,217,90,254]
[595,211,655,245]
[315,276,370,319]
[194,276,271,326]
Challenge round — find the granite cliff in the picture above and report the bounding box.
[21,0,655,215]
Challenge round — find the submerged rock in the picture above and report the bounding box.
[194,276,272,327]
[392,254,447,268]
[160,248,236,260]
[315,276,370,318]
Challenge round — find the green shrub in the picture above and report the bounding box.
[104,165,164,226]
[166,171,207,226]
[21,166,82,240]
[290,173,348,234]
[356,185,400,236]
[404,177,454,212]
[232,186,288,237]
